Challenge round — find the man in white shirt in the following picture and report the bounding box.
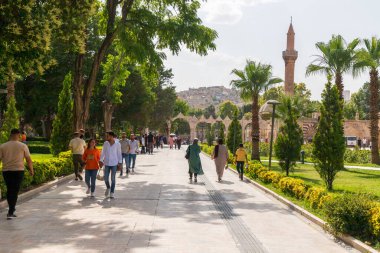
[100,131,122,198]
[69,132,87,181]
[128,134,139,173]
[0,129,34,220]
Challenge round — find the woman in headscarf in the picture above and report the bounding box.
[186,138,204,183]
[212,138,229,182]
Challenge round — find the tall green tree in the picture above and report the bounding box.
[353,37,380,164]
[226,112,242,153]
[50,73,74,156]
[219,101,239,119]
[100,46,130,132]
[313,77,345,191]
[306,35,360,98]
[204,105,216,119]
[231,60,282,160]
[274,96,303,176]
[173,99,190,116]
[0,97,19,143]
[0,1,59,99]
[206,125,213,146]
[218,123,225,143]
[71,0,218,130]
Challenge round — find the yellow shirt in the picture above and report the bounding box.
[0,141,31,171]
[235,148,247,162]
[69,137,86,155]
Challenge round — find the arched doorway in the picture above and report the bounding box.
[212,122,226,140]
[171,118,191,140]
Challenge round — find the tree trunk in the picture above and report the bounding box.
[102,101,114,133]
[370,68,380,164]
[335,72,344,99]
[6,80,15,101]
[251,94,260,160]
[73,53,84,131]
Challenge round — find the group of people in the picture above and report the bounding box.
[69,131,141,198]
[186,138,248,183]
[169,135,182,150]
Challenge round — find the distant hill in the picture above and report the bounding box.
[177,86,243,109]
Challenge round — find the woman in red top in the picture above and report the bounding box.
[82,139,100,197]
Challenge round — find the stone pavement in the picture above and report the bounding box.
[0,147,358,253]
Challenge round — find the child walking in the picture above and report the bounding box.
[82,139,101,197]
[235,144,248,181]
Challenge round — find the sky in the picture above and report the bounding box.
[164,0,380,100]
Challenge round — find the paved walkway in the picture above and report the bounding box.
[0,147,358,253]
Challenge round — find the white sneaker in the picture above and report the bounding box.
[86,187,90,194]
[110,192,114,199]
[105,188,110,197]
[90,192,95,197]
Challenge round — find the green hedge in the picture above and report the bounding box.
[0,151,73,199]
[28,145,51,154]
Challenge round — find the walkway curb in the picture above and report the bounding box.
[227,167,378,253]
[0,174,75,211]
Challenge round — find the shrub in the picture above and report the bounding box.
[323,194,374,240]
[278,177,308,199]
[0,151,73,199]
[301,144,314,160]
[344,149,371,164]
[0,97,19,144]
[370,206,380,239]
[28,145,51,154]
[304,187,327,209]
[259,142,270,157]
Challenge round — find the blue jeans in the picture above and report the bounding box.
[85,170,97,193]
[236,161,244,174]
[129,154,137,168]
[104,166,117,193]
[122,153,130,173]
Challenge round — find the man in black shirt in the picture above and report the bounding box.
[147,132,154,154]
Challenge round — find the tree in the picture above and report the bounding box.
[71,0,218,130]
[274,96,303,176]
[226,112,242,153]
[313,77,345,191]
[218,123,225,143]
[206,125,213,146]
[231,60,282,160]
[173,99,190,116]
[353,37,380,164]
[204,105,216,119]
[0,1,58,99]
[306,35,360,98]
[0,97,19,143]
[188,108,203,118]
[351,83,371,119]
[219,101,239,119]
[100,47,130,132]
[50,73,74,156]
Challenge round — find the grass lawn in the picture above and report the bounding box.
[261,161,380,198]
[31,154,54,161]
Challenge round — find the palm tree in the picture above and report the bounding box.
[306,35,360,98]
[353,37,380,164]
[231,60,282,160]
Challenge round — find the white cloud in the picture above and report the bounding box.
[200,0,279,25]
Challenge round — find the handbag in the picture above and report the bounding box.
[96,167,104,181]
[185,148,190,159]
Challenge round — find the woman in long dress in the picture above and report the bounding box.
[212,138,229,182]
[169,136,174,149]
[186,138,204,183]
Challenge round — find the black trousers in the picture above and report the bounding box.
[236,161,245,174]
[3,171,24,215]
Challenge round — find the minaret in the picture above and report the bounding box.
[282,19,298,96]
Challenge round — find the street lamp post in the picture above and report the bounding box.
[267,100,280,169]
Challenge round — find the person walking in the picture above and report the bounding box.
[235,144,248,181]
[69,132,87,181]
[129,134,139,173]
[186,138,204,183]
[169,136,174,149]
[120,133,130,176]
[0,129,34,220]
[82,139,100,197]
[99,131,122,199]
[147,132,154,154]
[176,137,182,150]
[212,138,229,182]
